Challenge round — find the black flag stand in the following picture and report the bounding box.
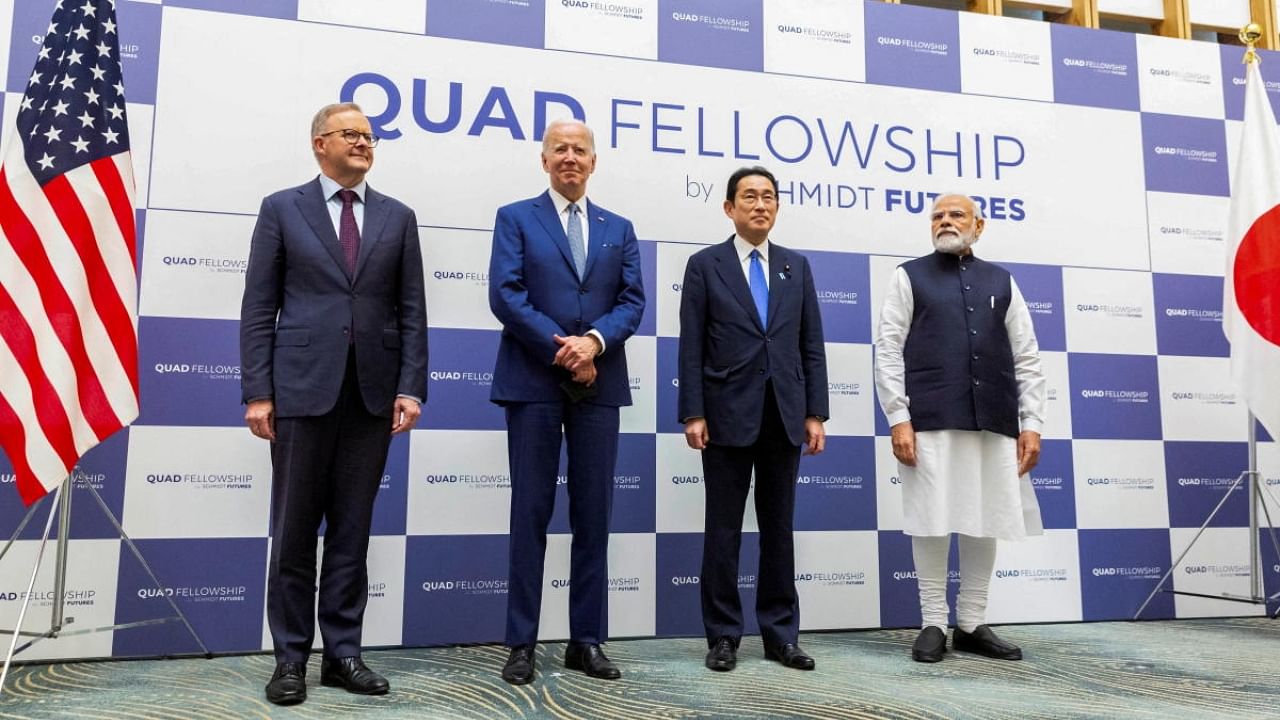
[0,468,211,694]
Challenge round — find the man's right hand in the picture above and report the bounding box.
[890,421,916,467]
[684,418,709,450]
[245,399,276,441]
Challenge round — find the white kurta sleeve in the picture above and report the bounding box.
[874,267,914,427]
[1006,277,1046,434]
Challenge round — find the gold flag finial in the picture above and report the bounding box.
[1241,23,1263,64]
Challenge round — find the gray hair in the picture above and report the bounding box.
[311,102,364,138]
[541,118,595,153]
[930,192,984,219]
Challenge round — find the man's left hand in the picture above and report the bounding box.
[553,334,600,371]
[392,397,421,434]
[1016,430,1041,476]
[804,417,826,455]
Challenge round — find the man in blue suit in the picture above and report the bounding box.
[240,103,427,705]
[489,119,645,685]
[678,166,828,673]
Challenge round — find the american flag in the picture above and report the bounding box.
[0,0,137,506]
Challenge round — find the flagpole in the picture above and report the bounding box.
[1136,23,1280,618]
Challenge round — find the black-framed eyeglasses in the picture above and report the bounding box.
[319,128,380,147]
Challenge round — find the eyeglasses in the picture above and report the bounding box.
[318,128,380,147]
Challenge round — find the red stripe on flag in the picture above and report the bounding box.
[91,157,137,270]
[0,393,51,505]
[0,282,79,475]
[1237,203,1280,346]
[0,169,122,440]
[43,173,139,399]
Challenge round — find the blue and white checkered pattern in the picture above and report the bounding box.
[0,0,1278,660]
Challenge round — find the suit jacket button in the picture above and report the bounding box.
[579,288,587,294]
[758,368,765,374]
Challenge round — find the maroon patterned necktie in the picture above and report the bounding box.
[337,188,360,274]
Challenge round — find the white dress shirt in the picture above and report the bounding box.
[733,235,770,290]
[547,187,607,353]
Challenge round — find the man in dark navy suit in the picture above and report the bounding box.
[488,119,645,685]
[240,102,427,705]
[678,166,829,673]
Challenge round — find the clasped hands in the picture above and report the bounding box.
[553,334,601,385]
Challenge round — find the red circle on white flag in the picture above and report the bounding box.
[1236,207,1280,345]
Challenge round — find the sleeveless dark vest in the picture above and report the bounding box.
[901,251,1019,438]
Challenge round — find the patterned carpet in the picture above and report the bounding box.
[1,619,1278,719]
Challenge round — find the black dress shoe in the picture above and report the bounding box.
[705,636,738,672]
[953,625,1023,660]
[564,642,622,680]
[765,643,815,670]
[912,626,947,663]
[320,656,390,695]
[265,662,307,705]
[502,645,536,685]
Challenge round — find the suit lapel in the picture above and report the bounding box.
[296,179,350,281]
[581,200,608,281]
[766,245,788,331]
[712,237,765,333]
[532,191,578,277]
[353,185,388,283]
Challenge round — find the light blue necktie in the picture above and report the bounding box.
[567,203,586,278]
[749,248,768,327]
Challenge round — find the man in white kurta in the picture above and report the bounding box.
[874,194,1046,663]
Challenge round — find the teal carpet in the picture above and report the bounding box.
[1,619,1278,719]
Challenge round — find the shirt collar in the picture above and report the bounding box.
[734,235,769,263]
[319,174,367,203]
[548,187,588,216]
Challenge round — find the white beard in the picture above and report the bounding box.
[932,229,975,254]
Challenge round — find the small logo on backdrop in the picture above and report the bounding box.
[1062,57,1128,77]
[795,570,866,587]
[1091,565,1161,580]
[1183,563,1249,578]
[615,474,642,491]
[828,381,861,398]
[0,588,97,606]
[1074,303,1144,319]
[671,12,750,33]
[777,24,853,45]
[670,475,701,485]
[153,361,240,381]
[1163,307,1222,322]
[994,567,1070,582]
[1158,226,1223,243]
[1148,67,1212,85]
[1169,391,1235,405]
[609,576,643,593]
[429,370,494,387]
[137,585,247,603]
[1079,389,1150,403]
[561,1,644,20]
[1031,475,1064,490]
[421,578,509,595]
[1025,300,1055,316]
[368,582,388,599]
[817,289,858,306]
[875,36,948,56]
[432,270,488,287]
[797,474,864,490]
[973,47,1041,66]
[160,255,247,274]
[1086,476,1157,491]
[145,473,255,490]
[1175,476,1237,489]
[422,473,510,489]
[1152,146,1219,164]
[891,569,961,582]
